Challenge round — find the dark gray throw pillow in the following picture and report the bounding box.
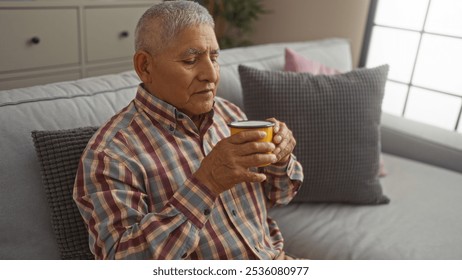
[32,126,98,259]
[239,64,390,204]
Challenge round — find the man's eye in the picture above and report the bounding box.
[183,59,196,65]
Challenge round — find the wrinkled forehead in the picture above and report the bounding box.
[146,20,217,54]
[161,24,219,55]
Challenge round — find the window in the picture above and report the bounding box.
[361,0,462,133]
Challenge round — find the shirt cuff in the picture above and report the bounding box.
[169,176,217,229]
[265,154,296,176]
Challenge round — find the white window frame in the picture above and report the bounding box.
[360,0,462,132]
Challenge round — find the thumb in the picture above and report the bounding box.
[242,170,267,183]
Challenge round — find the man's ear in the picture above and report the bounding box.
[133,50,152,83]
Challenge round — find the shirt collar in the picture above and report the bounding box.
[134,84,215,135]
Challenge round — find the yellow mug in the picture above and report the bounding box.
[228,120,275,166]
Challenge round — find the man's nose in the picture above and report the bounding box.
[198,58,219,83]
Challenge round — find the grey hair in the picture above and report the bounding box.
[135,1,215,55]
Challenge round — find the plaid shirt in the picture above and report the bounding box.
[73,85,303,259]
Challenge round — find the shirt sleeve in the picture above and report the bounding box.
[261,154,304,207]
[73,148,217,260]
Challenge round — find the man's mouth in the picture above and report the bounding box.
[195,89,214,94]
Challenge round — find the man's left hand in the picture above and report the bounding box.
[267,118,296,165]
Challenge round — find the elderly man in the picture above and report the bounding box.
[73,0,303,260]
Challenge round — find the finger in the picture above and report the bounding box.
[273,134,283,144]
[273,124,290,146]
[229,130,267,144]
[266,117,279,134]
[235,141,275,156]
[271,120,288,145]
[282,139,296,161]
[240,170,267,183]
[274,133,295,160]
[238,153,277,168]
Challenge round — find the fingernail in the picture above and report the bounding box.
[272,154,278,163]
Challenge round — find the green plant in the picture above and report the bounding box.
[199,0,268,49]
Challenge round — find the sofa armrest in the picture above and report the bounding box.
[380,112,462,174]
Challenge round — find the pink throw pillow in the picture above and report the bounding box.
[284,47,340,75]
[378,157,387,177]
[284,48,387,177]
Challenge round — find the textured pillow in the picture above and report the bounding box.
[284,47,341,74]
[239,64,390,204]
[32,126,98,259]
[284,48,388,178]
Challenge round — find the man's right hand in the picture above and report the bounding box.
[194,130,277,196]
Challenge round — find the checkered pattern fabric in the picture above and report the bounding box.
[239,64,390,204]
[32,127,98,259]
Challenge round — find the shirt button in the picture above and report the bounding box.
[231,209,237,216]
[204,209,211,215]
[178,114,184,119]
[169,125,174,131]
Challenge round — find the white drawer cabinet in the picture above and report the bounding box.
[0,8,79,72]
[85,6,148,62]
[0,1,157,90]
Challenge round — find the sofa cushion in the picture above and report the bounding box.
[269,153,462,259]
[284,47,341,74]
[239,64,390,204]
[284,48,387,178]
[32,127,98,260]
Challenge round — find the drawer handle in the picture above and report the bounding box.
[30,36,41,45]
[119,31,130,38]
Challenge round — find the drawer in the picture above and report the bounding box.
[85,6,150,62]
[0,8,79,73]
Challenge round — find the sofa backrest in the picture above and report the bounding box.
[0,38,352,259]
[218,38,352,108]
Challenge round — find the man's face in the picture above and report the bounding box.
[145,24,220,119]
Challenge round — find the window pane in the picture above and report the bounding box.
[412,34,462,96]
[458,117,462,134]
[404,87,461,130]
[425,0,462,37]
[382,81,408,116]
[366,26,420,83]
[375,0,429,31]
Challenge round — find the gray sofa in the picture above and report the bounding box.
[1,38,461,260]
